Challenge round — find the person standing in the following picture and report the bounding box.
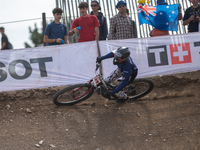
[43,7,69,46]
[90,0,108,40]
[108,0,134,40]
[183,0,200,32]
[69,2,100,42]
[0,27,13,50]
[150,0,182,37]
[126,8,138,38]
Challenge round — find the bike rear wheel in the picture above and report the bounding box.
[122,78,154,100]
[53,83,94,106]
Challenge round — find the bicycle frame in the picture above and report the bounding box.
[93,63,109,90]
[71,86,93,100]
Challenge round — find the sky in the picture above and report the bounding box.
[0,0,56,49]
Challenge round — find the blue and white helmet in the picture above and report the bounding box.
[112,46,130,65]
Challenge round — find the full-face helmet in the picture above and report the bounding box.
[113,46,130,65]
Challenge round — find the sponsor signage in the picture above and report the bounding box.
[0,33,200,92]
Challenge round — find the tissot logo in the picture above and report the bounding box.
[0,57,53,82]
[147,43,192,67]
[169,43,192,64]
[147,45,168,67]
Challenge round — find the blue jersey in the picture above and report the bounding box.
[44,21,68,46]
[101,52,138,94]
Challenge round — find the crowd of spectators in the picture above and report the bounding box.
[1,0,200,49]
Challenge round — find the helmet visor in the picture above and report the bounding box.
[112,50,122,58]
[114,54,123,63]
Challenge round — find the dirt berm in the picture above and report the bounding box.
[0,70,200,150]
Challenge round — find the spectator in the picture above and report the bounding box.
[126,8,138,38]
[69,2,100,42]
[0,27,13,50]
[43,7,69,46]
[183,0,200,32]
[126,8,129,15]
[150,0,182,37]
[108,0,134,40]
[90,0,108,40]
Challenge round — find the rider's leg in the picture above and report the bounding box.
[128,69,138,84]
[115,70,138,100]
[105,68,126,100]
[115,91,129,103]
[104,68,123,84]
[115,91,128,99]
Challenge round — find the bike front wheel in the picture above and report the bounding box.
[53,83,94,106]
[122,78,154,100]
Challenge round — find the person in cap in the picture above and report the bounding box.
[108,0,134,40]
[157,0,168,5]
[150,0,182,37]
[0,27,13,50]
[90,0,108,40]
[96,46,138,103]
[183,0,200,32]
[69,2,100,42]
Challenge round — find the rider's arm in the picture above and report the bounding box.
[101,52,114,60]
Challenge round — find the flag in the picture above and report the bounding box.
[138,4,179,31]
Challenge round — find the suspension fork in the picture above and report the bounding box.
[98,63,108,91]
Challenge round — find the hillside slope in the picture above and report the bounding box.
[0,71,200,150]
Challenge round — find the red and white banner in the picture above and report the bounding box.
[100,33,200,77]
[0,33,199,92]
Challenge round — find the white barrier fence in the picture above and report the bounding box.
[0,33,200,92]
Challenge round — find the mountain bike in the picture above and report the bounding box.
[53,63,154,106]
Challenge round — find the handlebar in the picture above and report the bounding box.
[95,63,99,71]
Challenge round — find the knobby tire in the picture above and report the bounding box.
[53,83,94,106]
[123,78,154,100]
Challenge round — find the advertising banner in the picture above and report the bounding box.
[0,33,199,92]
[100,33,200,78]
[0,41,98,92]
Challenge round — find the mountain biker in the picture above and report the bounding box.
[96,46,138,103]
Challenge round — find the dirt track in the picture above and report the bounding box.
[0,70,200,150]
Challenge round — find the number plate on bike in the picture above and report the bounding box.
[93,75,102,87]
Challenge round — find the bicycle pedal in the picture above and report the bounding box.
[94,88,101,94]
[108,97,115,101]
[129,89,136,95]
[115,97,129,103]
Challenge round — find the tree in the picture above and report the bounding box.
[24,23,43,48]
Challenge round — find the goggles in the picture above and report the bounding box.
[114,54,123,62]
